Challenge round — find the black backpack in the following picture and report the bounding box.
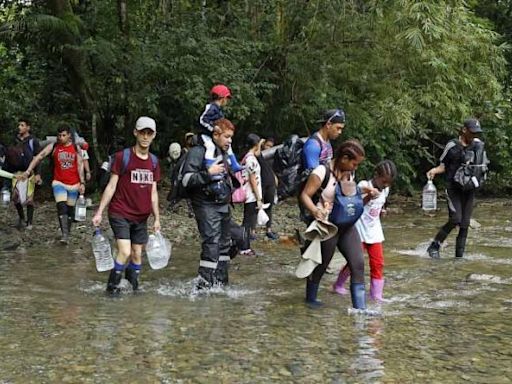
[273,134,323,200]
[166,151,190,207]
[453,139,489,191]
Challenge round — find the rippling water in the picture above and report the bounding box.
[1,199,511,383]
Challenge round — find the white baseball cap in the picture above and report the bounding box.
[135,116,156,132]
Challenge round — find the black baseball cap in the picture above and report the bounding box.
[463,119,482,133]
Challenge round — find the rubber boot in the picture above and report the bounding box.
[26,205,34,230]
[370,278,385,302]
[427,241,440,259]
[350,282,367,310]
[332,266,350,295]
[125,267,140,291]
[58,215,69,244]
[215,260,229,286]
[67,207,75,236]
[305,279,323,308]
[106,269,123,295]
[15,203,25,230]
[455,228,468,258]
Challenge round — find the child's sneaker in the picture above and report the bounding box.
[266,231,279,240]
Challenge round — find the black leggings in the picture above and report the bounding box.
[434,187,475,243]
[243,202,258,234]
[310,225,364,284]
[261,184,275,230]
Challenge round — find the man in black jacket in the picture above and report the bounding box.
[182,118,235,289]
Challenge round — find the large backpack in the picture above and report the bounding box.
[5,138,35,171]
[453,139,489,191]
[273,134,324,200]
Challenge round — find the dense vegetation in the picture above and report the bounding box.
[1,0,511,194]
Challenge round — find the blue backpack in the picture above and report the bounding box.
[119,147,158,175]
[329,182,364,226]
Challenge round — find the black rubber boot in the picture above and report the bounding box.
[26,205,34,229]
[455,228,468,258]
[106,269,123,295]
[67,205,75,235]
[427,241,441,259]
[215,261,229,286]
[58,215,69,244]
[15,203,25,230]
[350,282,367,310]
[125,267,140,291]
[305,279,323,308]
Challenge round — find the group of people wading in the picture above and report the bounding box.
[0,84,488,310]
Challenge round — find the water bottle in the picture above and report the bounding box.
[75,195,87,221]
[422,180,437,211]
[146,232,171,270]
[1,188,10,207]
[92,228,114,272]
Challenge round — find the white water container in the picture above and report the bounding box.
[75,195,87,221]
[422,180,437,211]
[146,232,171,270]
[1,188,10,207]
[92,228,114,272]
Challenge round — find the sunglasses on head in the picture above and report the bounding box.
[327,109,345,124]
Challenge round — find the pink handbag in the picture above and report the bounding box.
[231,171,247,203]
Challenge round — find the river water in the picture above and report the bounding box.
[0,199,511,383]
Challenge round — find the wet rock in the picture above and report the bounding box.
[470,218,481,229]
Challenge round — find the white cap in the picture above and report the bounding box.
[135,116,156,132]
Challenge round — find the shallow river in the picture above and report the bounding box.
[1,199,511,383]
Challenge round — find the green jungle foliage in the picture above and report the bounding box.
[1,0,511,194]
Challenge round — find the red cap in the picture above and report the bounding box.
[210,84,232,98]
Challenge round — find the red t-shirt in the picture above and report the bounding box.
[108,148,161,222]
[52,143,80,185]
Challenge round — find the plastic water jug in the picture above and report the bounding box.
[146,232,171,270]
[75,195,87,221]
[92,228,114,272]
[1,188,10,207]
[422,180,437,211]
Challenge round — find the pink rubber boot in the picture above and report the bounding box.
[332,266,350,295]
[370,278,385,302]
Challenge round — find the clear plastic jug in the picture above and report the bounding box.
[146,232,171,270]
[75,195,87,221]
[92,228,114,272]
[422,180,437,211]
[1,188,10,207]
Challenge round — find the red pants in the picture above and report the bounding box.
[363,242,384,279]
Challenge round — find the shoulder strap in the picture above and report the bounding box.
[121,147,131,175]
[312,133,323,148]
[28,138,34,153]
[320,165,331,191]
[150,153,158,170]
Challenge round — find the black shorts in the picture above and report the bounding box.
[109,216,148,244]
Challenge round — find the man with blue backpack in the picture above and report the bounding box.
[5,118,42,230]
[92,116,161,294]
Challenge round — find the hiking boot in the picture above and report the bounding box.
[427,241,440,259]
